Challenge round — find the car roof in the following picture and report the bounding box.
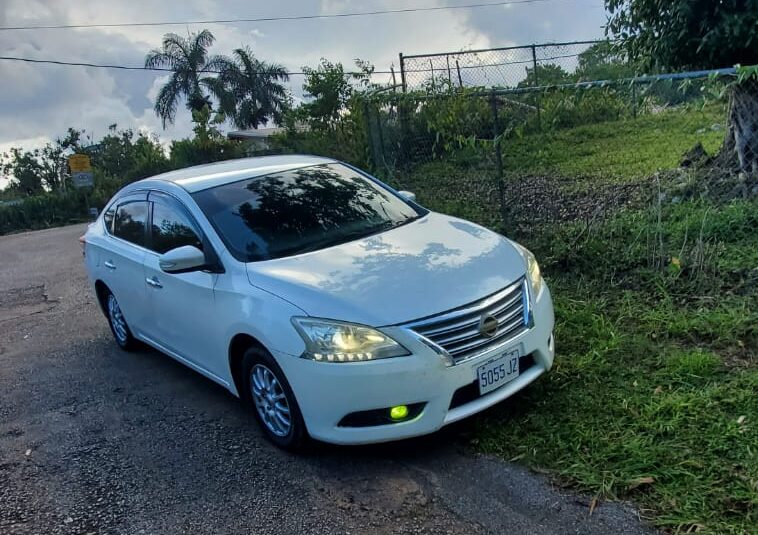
[145,154,337,193]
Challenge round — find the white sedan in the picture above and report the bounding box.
[82,155,555,449]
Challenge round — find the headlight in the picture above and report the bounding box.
[291,317,410,363]
[513,243,542,296]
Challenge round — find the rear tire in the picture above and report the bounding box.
[241,347,307,451]
[104,290,138,351]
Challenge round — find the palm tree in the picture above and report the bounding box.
[212,47,290,130]
[145,30,225,127]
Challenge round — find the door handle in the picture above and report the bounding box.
[104,260,116,270]
[145,276,163,289]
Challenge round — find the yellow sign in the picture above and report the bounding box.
[68,154,91,173]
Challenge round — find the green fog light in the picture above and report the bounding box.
[389,405,409,420]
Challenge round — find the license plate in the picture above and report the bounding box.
[476,348,520,395]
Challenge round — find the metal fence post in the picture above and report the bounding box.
[631,81,638,118]
[399,53,407,93]
[489,91,508,229]
[531,44,542,130]
[363,99,377,170]
[397,55,410,165]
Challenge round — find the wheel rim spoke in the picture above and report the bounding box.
[252,369,266,392]
[250,364,292,437]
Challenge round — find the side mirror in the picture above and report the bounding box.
[159,245,206,273]
[398,190,417,202]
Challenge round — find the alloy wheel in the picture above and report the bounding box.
[107,293,128,345]
[250,364,292,437]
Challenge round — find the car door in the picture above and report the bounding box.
[103,195,149,337]
[141,192,223,377]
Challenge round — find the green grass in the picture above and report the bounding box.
[502,105,726,179]
[399,151,757,533]
[475,284,756,534]
[495,205,758,534]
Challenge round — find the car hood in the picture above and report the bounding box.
[245,213,527,326]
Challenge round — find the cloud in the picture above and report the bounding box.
[0,0,607,159]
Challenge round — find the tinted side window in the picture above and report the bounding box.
[150,202,203,254]
[113,202,148,246]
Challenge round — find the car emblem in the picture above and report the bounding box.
[478,314,499,338]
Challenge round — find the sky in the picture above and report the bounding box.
[0,0,609,186]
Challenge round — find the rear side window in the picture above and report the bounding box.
[113,201,148,246]
[150,201,203,254]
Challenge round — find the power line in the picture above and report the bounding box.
[0,0,569,31]
[0,52,587,76]
[0,55,180,72]
[0,55,392,76]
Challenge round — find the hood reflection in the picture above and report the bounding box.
[249,213,521,326]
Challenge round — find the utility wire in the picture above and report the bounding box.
[0,0,568,31]
[0,55,383,75]
[0,53,585,75]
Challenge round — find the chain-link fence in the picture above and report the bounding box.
[363,68,757,236]
[399,41,604,91]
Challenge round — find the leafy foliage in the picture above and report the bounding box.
[145,29,226,127]
[298,58,374,129]
[606,1,758,174]
[606,0,758,71]
[0,110,249,234]
[169,106,247,168]
[210,47,290,130]
[1,129,83,195]
[87,125,171,183]
[517,63,572,88]
[574,40,636,81]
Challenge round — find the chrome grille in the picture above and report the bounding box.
[404,278,529,363]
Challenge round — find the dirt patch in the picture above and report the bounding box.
[502,174,652,231]
[0,284,57,323]
[0,284,48,308]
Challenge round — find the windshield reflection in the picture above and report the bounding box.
[193,163,423,261]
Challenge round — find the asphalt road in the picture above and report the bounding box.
[0,223,657,535]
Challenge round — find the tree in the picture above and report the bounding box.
[145,30,225,127]
[1,148,45,195]
[299,58,374,129]
[606,0,758,173]
[211,47,290,130]
[574,40,635,81]
[88,125,170,183]
[0,128,83,195]
[170,105,246,168]
[517,63,572,88]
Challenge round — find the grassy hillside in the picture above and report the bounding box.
[502,105,726,179]
[394,110,756,533]
[477,201,757,534]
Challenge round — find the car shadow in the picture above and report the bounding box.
[125,340,520,465]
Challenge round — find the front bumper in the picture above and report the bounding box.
[275,283,555,445]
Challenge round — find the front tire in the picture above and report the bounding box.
[241,347,307,451]
[104,290,138,351]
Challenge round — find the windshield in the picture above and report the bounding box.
[192,163,425,262]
